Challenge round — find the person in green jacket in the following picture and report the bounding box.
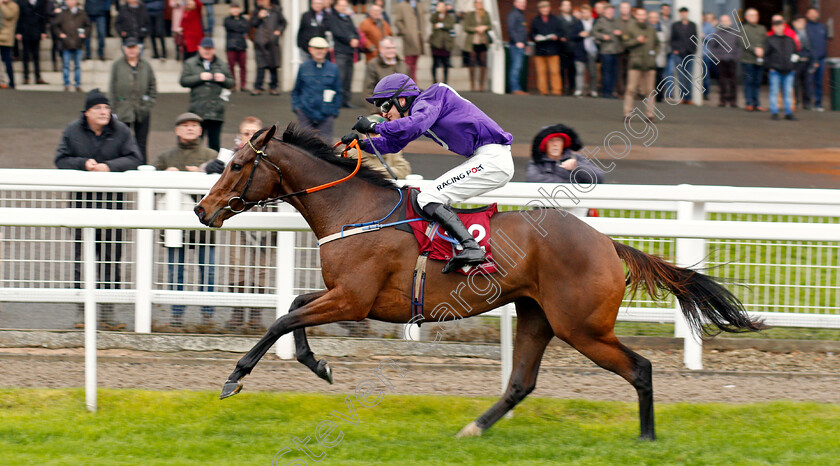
[154,112,221,329]
[429,1,455,84]
[179,37,235,151]
[622,7,658,118]
[109,37,157,160]
[462,0,491,91]
[740,8,767,111]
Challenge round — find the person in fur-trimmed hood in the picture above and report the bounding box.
[526,123,605,185]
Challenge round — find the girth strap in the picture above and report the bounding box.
[410,251,430,326]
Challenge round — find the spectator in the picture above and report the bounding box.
[615,1,631,96]
[179,37,234,150]
[109,37,156,160]
[708,14,740,108]
[15,0,49,84]
[55,89,143,330]
[223,2,249,92]
[145,0,166,59]
[557,0,577,96]
[0,0,19,89]
[805,7,827,112]
[622,7,658,119]
[765,17,796,121]
[180,0,204,61]
[791,15,811,111]
[700,12,717,101]
[506,0,527,94]
[226,116,272,333]
[249,0,285,96]
[292,36,341,141]
[669,7,696,104]
[48,0,63,73]
[200,0,214,34]
[593,4,621,98]
[297,0,328,60]
[82,0,108,60]
[170,0,185,59]
[153,112,219,329]
[429,0,454,84]
[649,10,667,95]
[462,0,490,92]
[391,0,427,82]
[577,4,598,97]
[115,0,150,47]
[740,8,766,112]
[358,2,391,62]
[658,2,673,102]
[52,0,88,92]
[328,0,359,107]
[526,123,604,185]
[529,0,563,96]
[363,36,407,113]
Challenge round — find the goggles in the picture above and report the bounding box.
[374,98,393,114]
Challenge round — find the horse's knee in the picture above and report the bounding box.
[629,353,653,394]
[505,381,535,405]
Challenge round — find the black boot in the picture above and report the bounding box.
[424,203,486,273]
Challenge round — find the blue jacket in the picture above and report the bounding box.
[144,0,165,15]
[506,7,527,45]
[805,20,827,59]
[84,0,111,16]
[362,83,513,157]
[291,59,342,123]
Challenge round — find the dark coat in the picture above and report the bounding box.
[115,3,150,40]
[506,7,526,45]
[52,7,90,50]
[144,0,165,15]
[708,26,741,62]
[765,34,796,73]
[15,0,49,40]
[327,11,358,56]
[567,16,587,62]
[83,0,109,16]
[223,14,249,51]
[250,5,286,68]
[291,59,341,122]
[109,57,157,123]
[55,113,144,171]
[179,55,235,121]
[527,124,603,185]
[805,20,827,59]
[670,20,696,56]
[296,9,328,50]
[529,14,564,56]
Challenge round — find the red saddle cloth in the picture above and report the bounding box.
[405,196,498,275]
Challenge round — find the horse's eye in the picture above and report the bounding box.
[231,163,242,171]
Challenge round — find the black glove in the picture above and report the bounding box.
[351,116,378,134]
[205,159,226,174]
[341,132,361,145]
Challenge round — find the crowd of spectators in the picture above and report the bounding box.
[505,1,832,118]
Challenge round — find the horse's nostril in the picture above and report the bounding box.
[194,205,206,221]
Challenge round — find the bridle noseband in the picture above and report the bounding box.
[224,136,362,213]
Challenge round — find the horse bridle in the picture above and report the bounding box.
[225,136,362,213]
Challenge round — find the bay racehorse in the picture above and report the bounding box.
[195,123,764,440]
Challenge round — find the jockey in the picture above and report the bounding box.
[344,73,514,273]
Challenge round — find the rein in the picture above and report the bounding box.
[225,138,362,213]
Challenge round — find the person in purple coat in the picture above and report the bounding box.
[344,73,514,273]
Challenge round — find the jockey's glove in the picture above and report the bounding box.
[352,116,378,134]
[341,132,361,145]
[205,159,226,174]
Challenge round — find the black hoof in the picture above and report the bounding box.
[316,359,333,385]
[220,380,243,399]
[638,433,656,441]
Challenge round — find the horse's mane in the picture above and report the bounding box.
[256,123,397,189]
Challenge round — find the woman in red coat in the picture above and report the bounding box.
[181,0,204,60]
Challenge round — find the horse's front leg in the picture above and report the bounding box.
[220,287,365,399]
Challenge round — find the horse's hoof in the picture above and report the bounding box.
[455,421,483,438]
[316,359,333,385]
[638,433,656,442]
[220,380,243,400]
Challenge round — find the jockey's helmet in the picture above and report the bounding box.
[366,73,421,117]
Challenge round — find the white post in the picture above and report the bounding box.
[275,231,296,359]
[675,198,705,370]
[282,0,304,92]
[500,303,513,393]
[134,166,156,333]
[83,227,97,412]
[485,0,506,95]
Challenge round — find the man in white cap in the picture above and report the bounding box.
[291,36,342,141]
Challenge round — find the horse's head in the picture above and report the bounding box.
[195,123,280,227]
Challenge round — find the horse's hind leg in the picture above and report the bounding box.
[566,332,655,440]
[457,298,553,437]
[289,291,334,384]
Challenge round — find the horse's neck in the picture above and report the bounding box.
[282,157,398,239]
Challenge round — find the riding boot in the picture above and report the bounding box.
[423,203,485,273]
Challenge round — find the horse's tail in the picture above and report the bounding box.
[612,240,766,336]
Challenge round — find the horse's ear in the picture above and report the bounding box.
[260,123,278,147]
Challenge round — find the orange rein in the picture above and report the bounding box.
[300,139,363,195]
